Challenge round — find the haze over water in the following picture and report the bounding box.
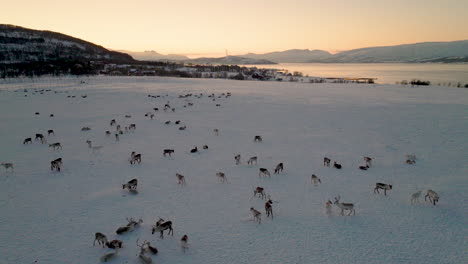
[246,63,468,85]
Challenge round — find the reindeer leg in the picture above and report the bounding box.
[160,230,164,239]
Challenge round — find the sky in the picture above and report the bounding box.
[1,0,468,58]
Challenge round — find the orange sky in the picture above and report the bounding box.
[1,0,468,57]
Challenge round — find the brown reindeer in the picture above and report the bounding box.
[176,173,186,185]
[265,200,273,218]
[253,187,266,199]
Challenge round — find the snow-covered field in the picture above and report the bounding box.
[0,76,467,264]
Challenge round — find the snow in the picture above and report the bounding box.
[0,76,467,264]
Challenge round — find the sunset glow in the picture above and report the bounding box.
[2,0,468,56]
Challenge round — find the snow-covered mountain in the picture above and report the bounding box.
[119,50,190,61]
[240,41,468,63]
[242,49,333,63]
[186,55,276,65]
[0,24,134,64]
[322,40,468,63]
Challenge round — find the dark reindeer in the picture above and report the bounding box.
[333,161,342,169]
[274,163,283,174]
[259,168,270,177]
[23,137,32,144]
[122,179,138,191]
[374,183,392,196]
[47,129,55,136]
[163,149,174,156]
[93,232,108,248]
[323,157,331,167]
[265,199,273,218]
[151,218,173,238]
[35,133,45,143]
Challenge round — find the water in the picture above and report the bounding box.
[245,63,468,85]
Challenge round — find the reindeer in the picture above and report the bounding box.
[359,165,369,170]
[151,218,173,238]
[247,156,257,165]
[1,163,14,172]
[50,160,61,171]
[325,200,333,215]
[410,190,422,204]
[105,131,111,136]
[364,157,373,167]
[116,217,143,234]
[122,179,138,191]
[235,154,241,165]
[110,119,116,126]
[180,235,188,252]
[49,142,62,150]
[93,232,108,248]
[179,126,187,130]
[190,146,198,153]
[125,115,131,118]
[250,207,262,223]
[334,196,355,215]
[35,133,45,143]
[311,174,321,185]
[259,168,270,177]
[425,190,439,205]
[163,149,174,156]
[254,135,262,142]
[137,239,158,255]
[323,157,331,167]
[105,240,123,249]
[216,172,228,183]
[333,161,342,169]
[81,127,91,131]
[129,152,142,164]
[203,145,208,149]
[116,125,121,132]
[253,187,266,199]
[265,200,273,218]
[129,124,136,130]
[165,121,171,125]
[115,133,119,141]
[374,183,393,196]
[137,239,153,264]
[213,129,219,136]
[47,129,55,136]
[274,163,283,174]
[23,137,32,144]
[150,114,154,120]
[176,173,186,185]
[86,140,103,152]
[406,154,416,164]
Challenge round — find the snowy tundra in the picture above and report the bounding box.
[0,76,466,264]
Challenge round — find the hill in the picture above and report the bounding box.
[0,24,135,64]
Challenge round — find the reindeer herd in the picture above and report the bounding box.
[2,87,444,263]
